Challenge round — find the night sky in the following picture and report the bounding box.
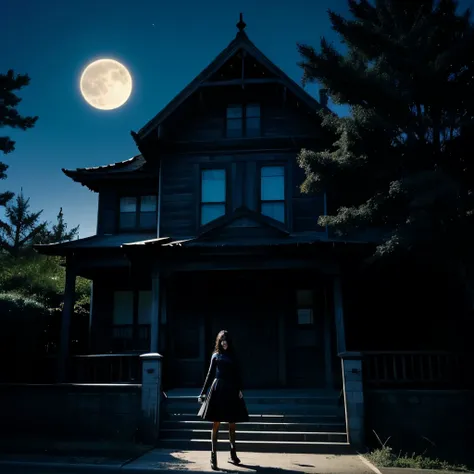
[3,0,472,238]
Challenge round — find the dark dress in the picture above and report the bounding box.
[198,351,249,423]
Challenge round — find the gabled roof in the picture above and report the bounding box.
[136,25,326,140]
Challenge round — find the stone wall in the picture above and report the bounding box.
[0,383,141,441]
[365,390,474,465]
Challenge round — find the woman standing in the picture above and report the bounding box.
[198,330,249,470]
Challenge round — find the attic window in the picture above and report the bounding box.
[226,103,261,138]
[119,195,157,231]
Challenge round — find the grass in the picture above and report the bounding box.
[365,431,471,472]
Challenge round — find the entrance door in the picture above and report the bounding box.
[286,287,327,388]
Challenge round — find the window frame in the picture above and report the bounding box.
[258,163,287,224]
[296,289,315,326]
[197,164,230,228]
[118,194,158,232]
[225,103,261,138]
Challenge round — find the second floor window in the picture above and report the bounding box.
[226,103,261,138]
[260,165,285,223]
[119,195,157,231]
[201,169,226,226]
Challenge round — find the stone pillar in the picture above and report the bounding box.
[58,257,76,382]
[140,352,163,444]
[339,351,365,449]
[150,274,160,353]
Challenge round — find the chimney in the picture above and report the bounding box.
[319,89,328,107]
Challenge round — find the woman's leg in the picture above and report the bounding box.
[228,423,241,464]
[210,421,220,469]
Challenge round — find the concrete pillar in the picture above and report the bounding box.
[58,257,76,382]
[339,351,365,449]
[140,352,163,444]
[150,274,160,353]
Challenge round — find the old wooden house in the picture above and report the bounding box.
[31,16,472,456]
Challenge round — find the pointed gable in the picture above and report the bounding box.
[136,17,326,141]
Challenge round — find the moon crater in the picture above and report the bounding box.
[80,59,132,110]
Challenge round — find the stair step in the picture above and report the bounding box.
[163,413,345,423]
[157,438,352,454]
[162,420,346,432]
[160,429,348,443]
[165,395,341,406]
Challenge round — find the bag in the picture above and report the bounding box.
[197,397,207,417]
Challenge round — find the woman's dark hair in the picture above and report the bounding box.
[213,330,234,354]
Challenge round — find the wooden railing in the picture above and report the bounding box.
[363,351,473,389]
[70,353,143,384]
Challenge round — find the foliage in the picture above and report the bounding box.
[40,207,80,244]
[0,70,38,211]
[0,254,90,311]
[366,432,469,471]
[0,190,48,257]
[297,0,474,270]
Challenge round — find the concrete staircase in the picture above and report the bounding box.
[158,389,350,453]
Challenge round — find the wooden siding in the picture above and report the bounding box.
[160,151,326,239]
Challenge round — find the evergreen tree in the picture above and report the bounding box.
[41,207,79,244]
[0,190,48,257]
[0,70,38,211]
[297,0,474,272]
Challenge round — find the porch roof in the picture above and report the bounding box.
[34,233,158,256]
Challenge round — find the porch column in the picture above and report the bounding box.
[58,256,76,382]
[150,273,161,353]
[333,275,346,353]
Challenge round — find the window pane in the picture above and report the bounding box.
[139,211,157,229]
[119,212,136,229]
[201,203,225,225]
[202,169,226,203]
[261,166,285,201]
[246,117,261,136]
[120,197,137,213]
[261,202,285,223]
[227,118,243,138]
[140,195,157,212]
[297,308,314,325]
[227,105,243,118]
[138,290,152,324]
[246,104,260,118]
[113,291,134,325]
[297,290,313,307]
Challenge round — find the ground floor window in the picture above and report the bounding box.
[112,290,151,351]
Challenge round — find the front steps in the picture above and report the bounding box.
[159,389,350,454]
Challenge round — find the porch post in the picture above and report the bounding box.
[150,273,161,353]
[333,275,346,353]
[58,256,76,382]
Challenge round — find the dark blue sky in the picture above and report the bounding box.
[3,0,472,237]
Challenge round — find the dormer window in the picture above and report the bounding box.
[226,103,261,138]
[119,195,157,231]
[260,165,285,223]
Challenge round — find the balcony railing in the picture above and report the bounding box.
[363,351,473,389]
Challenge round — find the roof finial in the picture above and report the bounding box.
[237,13,246,33]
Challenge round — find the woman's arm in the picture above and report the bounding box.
[200,354,216,397]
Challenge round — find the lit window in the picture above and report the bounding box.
[201,169,226,225]
[260,166,285,223]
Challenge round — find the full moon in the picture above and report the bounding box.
[79,58,132,110]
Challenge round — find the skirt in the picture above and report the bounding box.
[198,378,249,423]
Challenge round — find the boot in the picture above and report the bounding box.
[210,451,218,470]
[229,446,241,465]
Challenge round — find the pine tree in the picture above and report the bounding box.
[0,70,38,212]
[297,0,474,269]
[0,190,48,257]
[41,208,79,244]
